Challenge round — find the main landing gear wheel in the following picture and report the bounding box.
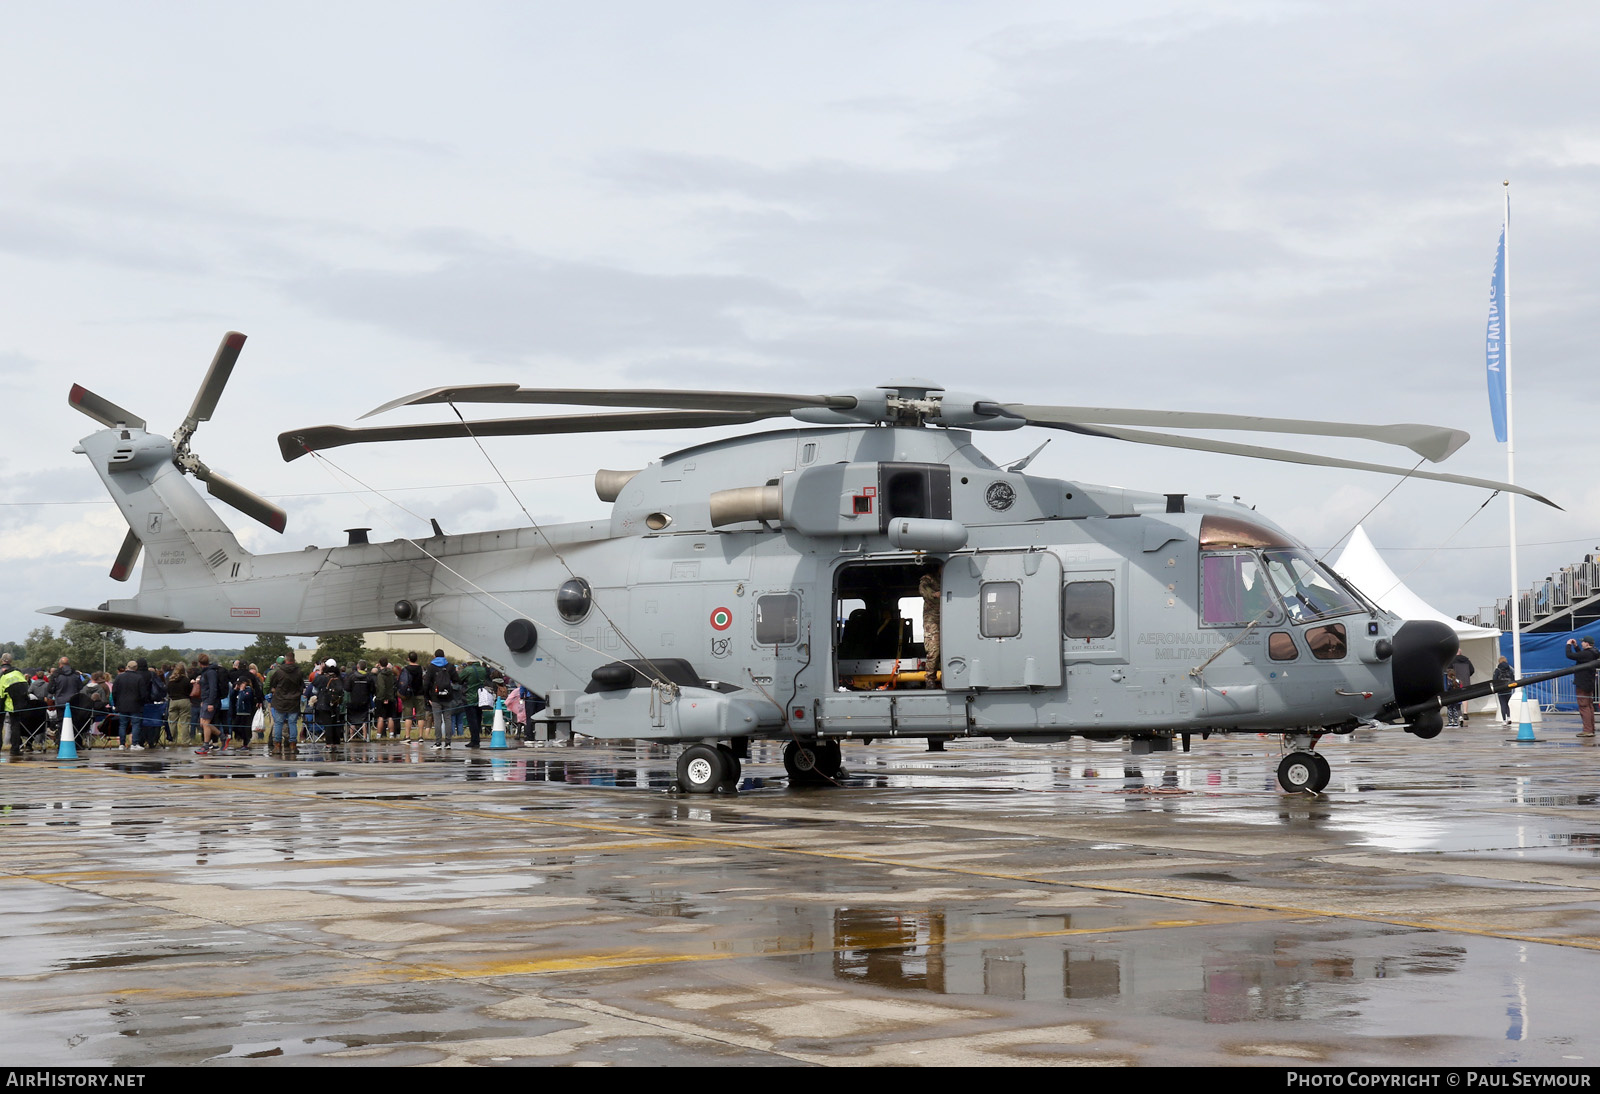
[783,739,843,784]
[677,743,727,794]
[1278,751,1330,793]
[717,744,742,785]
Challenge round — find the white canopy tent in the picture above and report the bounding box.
[1332,526,1506,719]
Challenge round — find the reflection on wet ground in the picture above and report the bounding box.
[3,719,1600,1064]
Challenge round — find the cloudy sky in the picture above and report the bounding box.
[3,1,1597,649]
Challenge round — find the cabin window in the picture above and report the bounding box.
[1305,623,1347,660]
[1063,581,1114,639]
[556,577,593,624]
[755,594,800,645]
[1268,631,1299,661]
[980,581,1022,638]
[1200,551,1282,627]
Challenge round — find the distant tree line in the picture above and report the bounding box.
[1,626,421,673]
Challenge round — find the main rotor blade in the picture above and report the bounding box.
[67,384,146,430]
[183,331,247,430]
[110,529,142,583]
[1030,420,1559,508]
[281,409,774,462]
[196,469,289,532]
[363,385,858,420]
[1007,404,1470,463]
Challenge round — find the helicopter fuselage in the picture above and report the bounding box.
[70,422,1433,756]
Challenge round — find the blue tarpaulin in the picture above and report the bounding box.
[1499,631,1596,712]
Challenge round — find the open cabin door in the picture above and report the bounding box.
[942,550,1063,689]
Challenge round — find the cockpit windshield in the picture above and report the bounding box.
[1262,549,1363,623]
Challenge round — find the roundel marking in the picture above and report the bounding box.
[709,607,733,631]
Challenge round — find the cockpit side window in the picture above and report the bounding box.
[1262,550,1362,623]
[1201,551,1282,627]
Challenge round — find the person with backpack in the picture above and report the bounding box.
[231,671,260,750]
[114,660,148,751]
[193,653,227,755]
[136,658,163,749]
[313,658,346,745]
[423,650,458,750]
[399,652,427,741]
[371,657,399,739]
[346,661,374,740]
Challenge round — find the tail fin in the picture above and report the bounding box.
[78,426,255,592]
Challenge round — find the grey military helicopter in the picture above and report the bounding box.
[49,332,1580,795]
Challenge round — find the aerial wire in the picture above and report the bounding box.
[294,443,624,677]
[1318,457,1426,562]
[1368,491,1500,604]
[444,403,672,689]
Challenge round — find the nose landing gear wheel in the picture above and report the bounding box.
[676,743,727,794]
[1278,751,1330,793]
[784,739,843,784]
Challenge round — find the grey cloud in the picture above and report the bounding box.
[0,208,207,274]
[281,251,800,361]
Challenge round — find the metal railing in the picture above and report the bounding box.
[1519,676,1578,713]
[1489,558,1600,632]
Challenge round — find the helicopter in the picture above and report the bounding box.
[47,331,1584,795]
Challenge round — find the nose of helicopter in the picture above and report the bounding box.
[1390,620,1459,731]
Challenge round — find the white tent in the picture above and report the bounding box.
[1332,525,1505,718]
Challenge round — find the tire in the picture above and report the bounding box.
[1277,752,1322,793]
[813,739,843,779]
[783,740,821,783]
[717,745,742,785]
[676,743,726,794]
[1310,751,1331,792]
[784,739,841,783]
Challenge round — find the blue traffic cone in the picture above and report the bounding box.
[57,703,79,759]
[487,700,510,750]
[1514,694,1538,743]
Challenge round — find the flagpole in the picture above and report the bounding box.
[1503,181,1524,693]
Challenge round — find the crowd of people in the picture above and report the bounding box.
[0,648,547,756]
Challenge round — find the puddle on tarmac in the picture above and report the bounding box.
[786,906,1505,1025]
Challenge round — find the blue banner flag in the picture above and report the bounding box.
[1486,227,1508,443]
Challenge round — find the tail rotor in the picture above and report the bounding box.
[67,330,288,580]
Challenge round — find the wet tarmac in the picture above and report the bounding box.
[3,721,1598,1066]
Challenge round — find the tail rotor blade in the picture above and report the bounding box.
[183,331,247,432]
[68,384,146,430]
[198,470,288,533]
[110,529,142,582]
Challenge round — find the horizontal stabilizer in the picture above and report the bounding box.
[39,606,187,634]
